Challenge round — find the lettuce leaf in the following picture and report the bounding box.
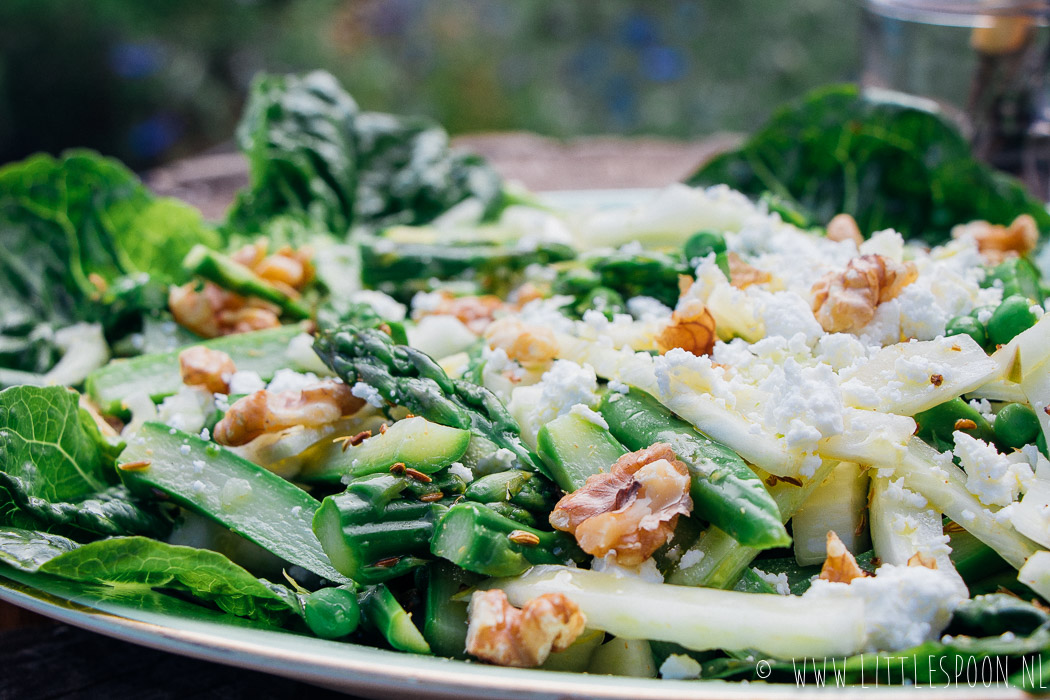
[227,70,503,240]
[0,150,222,328]
[0,385,116,531]
[0,150,222,379]
[0,526,299,624]
[687,84,1050,245]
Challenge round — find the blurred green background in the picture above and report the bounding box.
[0,0,860,170]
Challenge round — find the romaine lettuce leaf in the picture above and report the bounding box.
[0,385,115,530]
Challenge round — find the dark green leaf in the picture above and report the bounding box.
[0,526,78,572]
[0,386,112,514]
[687,84,1050,245]
[35,535,299,624]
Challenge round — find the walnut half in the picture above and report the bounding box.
[178,346,236,394]
[952,214,1038,265]
[656,305,716,357]
[819,531,868,584]
[811,254,918,333]
[549,443,692,566]
[213,379,364,446]
[466,589,586,667]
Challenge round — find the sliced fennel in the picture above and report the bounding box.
[792,462,870,565]
[1010,480,1050,550]
[839,335,1000,416]
[1018,551,1050,600]
[487,566,866,658]
[868,474,967,594]
[890,440,1039,569]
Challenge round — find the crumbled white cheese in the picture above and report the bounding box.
[953,431,1033,507]
[859,229,905,261]
[448,462,474,483]
[626,295,672,321]
[350,381,385,408]
[608,379,630,394]
[803,564,966,652]
[591,553,663,583]
[883,477,928,509]
[815,333,869,372]
[157,385,214,434]
[410,290,446,314]
[678,548,705,569]
[753,289,824,346]
[228,370,266,395]
[569,403,609,430]
[751,567,791,595]
[968,398,996,424]
[267,369,321,395]
[660,654,702,680]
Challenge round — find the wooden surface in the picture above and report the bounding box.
[0,132,731,698]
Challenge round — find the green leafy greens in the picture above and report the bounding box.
[227,70,504,241]
[688,84,1050,245]
[0,150,222,379]
[0,385,166,539]
[0,526,297,624]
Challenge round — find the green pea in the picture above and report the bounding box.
[914,397,994,452]
[993,403,1041,449]
[683,231,731,278]
[573,286,626,320]
[553,267,600,296]
[986,295,1038,347]
[683,231,727,260]
[304,586,361,639]
[944,315,987,348]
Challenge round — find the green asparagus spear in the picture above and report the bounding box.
[183,244,311,319]
[359,583,431,654]
[463,470,559,513]
[313,473,450,584]
[297,416,471,485]
[430,501,582,577]
[421,561,482,659]
[599,389,788,549]
[536,412,626,492]
[666,459,837,588]
[118,422,347,583]
[483,502,541,528]
[314,325,543,472]
[359,237,575,297]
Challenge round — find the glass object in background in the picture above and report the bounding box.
[863,0,1050,197]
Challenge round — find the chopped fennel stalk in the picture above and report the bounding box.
[486,566,865,658]
[791,462,869,565]
[891,439,1039,570]
[869,474,967,594]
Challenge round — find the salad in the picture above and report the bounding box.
[3,72,1050,688]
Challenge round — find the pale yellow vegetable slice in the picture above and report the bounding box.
[840,335,1000,416]
[890,439,1039,569]
[488,566,866,659]
[792,462,870,565]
